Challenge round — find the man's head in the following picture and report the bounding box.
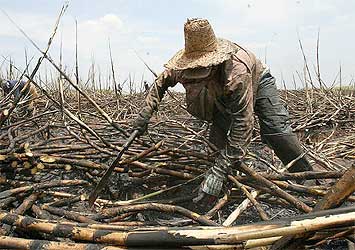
[1,79,12,95]
[165,18,238,71]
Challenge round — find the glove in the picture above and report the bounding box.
[132,109,151,136]
[192,153,230,211]
[201,151,231,197]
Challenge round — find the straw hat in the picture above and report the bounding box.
[165,18,239,70]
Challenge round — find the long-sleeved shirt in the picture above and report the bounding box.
[142,45,266,161]
[2,80,27,98]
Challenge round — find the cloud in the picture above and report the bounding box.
[79,14,124,35]
[0,1,354,90]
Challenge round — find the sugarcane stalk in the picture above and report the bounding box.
[236,162,312,212]
[0,236,123,250]
[0,180,88,199]
[271,162,355,250]
[228,175,269,221]
[223,190,260,226]
[41,205,97,224]
[1,208,354,247]
[99,202,219,226]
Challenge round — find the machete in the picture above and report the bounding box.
[88,129,139,207]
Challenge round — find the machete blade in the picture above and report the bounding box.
[88,130,139,207]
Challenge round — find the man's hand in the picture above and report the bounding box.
[201,171,225,196]
[193,152,231,209]
[132,109,151,136]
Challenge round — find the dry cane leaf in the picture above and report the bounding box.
[11,161,18,168]
[0,155,7,161]
[23,142,33,155]
[80,194,87,201]
[24,142,30,149]
[31,167,38,175]
[64,164,72,171]
[23,161,32,169]
[25,152,33,157]
[37,163,45,170]
[40,155,56,163]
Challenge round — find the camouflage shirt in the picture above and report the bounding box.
[142,45,266,161]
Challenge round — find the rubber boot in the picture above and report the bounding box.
[263,134,313,173]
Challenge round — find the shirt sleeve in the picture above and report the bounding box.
[143,69,178,116]
[221,57,254,162]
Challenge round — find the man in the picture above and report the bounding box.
[132,18,313,204]
[1,79,38,116]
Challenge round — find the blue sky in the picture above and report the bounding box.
[0,0,354,90]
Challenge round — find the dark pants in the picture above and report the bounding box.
[210,72,292,148]
[209,72,312,172]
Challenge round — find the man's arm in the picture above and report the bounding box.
[222,57,254,163]
[133,69,177,134]
[200,57,254,198]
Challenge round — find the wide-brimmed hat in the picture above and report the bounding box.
[165,18,238,70]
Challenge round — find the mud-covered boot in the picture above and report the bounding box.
[263,134,313,173]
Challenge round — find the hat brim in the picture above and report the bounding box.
[164,38,238,70]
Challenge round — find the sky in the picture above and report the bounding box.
[0,0,354,91]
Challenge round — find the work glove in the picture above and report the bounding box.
[131,108,151,136]
[193,152,231,207]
